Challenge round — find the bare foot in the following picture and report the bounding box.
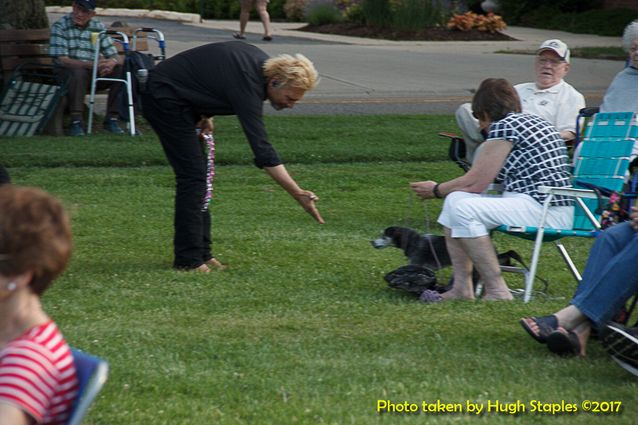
[206,258,228,270]
[193,264,211,273]
[441,288,475,301]
[483,290,513,301]
[483,283,514,301]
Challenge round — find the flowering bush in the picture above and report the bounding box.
[284,0,307,21]
[446,12,507,33]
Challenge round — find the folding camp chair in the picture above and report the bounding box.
[495,112,638,302]
[67,348,109,425]
[0,63,70,136]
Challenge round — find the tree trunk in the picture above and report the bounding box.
[0,0,49,29]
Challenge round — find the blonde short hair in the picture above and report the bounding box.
[263,53,319,90]
[623,20,638,52]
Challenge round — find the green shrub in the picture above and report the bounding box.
[520,6,638,37]
[392,0,446,31]
[361,0,392,28]
[344,3,365,24]
[497,0,603,25]
[306,4,343,25]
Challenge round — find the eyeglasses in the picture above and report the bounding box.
[536,57,565,66]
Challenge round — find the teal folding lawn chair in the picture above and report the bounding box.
[66,349,109,425]
[495,112,638,303]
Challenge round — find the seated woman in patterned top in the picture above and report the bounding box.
[410,78,574,303]
[0,186,78,425]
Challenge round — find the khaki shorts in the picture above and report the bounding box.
[240,0,269,7]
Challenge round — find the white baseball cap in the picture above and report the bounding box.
[537,39,570,63]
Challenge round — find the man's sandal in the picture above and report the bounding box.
[520,315,559,344]
[547,328,584,357]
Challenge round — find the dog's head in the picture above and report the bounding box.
[372,227,451,269]
[370,226,420,249]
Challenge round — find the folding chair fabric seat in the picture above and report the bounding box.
[495,112,638,302]
[67,348,108,425]
[0,65,68,136]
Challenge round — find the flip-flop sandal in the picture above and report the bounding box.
[232,33,246,40]
[262,36,273,41]
[546,328,583,357]
[419,289,443,303]
[520,315,558,344]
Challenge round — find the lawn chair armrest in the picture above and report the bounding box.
[538,186,601,230]
[537,186,599,199]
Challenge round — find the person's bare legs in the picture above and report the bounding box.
[238,3,251,37]
[457,234,513,300]
[441,227,475,300]
[255,0,272,38]
[554,305,588,330]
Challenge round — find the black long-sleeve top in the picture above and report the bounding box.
[149,41,281,168]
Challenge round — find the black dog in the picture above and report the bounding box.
[371,226,451,270]
[372,226,524,293]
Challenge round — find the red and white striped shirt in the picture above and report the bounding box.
[0,321,78,424]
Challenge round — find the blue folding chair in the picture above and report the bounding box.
[66,349,109,425]
[495,112,638,302]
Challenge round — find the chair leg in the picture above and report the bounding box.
[524,192,556,302]
[524,232,544,303]
[555,241,582,283]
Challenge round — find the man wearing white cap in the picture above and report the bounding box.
[455,39,585,163]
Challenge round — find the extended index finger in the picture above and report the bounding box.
[307,202,325,224]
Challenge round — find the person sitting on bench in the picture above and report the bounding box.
[49,0,125,136]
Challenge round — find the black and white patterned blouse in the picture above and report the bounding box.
[487,112,573,206]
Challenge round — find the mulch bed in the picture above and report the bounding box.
[297,23,517,41]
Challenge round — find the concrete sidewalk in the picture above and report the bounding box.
[48,7,624,114]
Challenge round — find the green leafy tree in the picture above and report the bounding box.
[0,0,49,29]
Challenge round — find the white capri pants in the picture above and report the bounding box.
[438,191,574,238]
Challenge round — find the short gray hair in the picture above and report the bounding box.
[623,20,638,52]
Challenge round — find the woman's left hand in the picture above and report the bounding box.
[410,180,438,199]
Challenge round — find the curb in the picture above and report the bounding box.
[45,6,201,24]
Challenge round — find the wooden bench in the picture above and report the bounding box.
[0,28,63,135]
[0,28,53,85]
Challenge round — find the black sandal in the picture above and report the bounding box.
[520,315,558,344]
[547,328,583,356]
[232,33,246,40]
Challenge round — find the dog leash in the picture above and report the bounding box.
[404,191,444,270]
[421,198,444,270]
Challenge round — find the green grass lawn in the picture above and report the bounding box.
[1,115,636,424]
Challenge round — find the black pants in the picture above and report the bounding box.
[141,94,212,269]
[65,65,124,120]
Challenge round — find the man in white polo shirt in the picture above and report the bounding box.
[455,39,585,163]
